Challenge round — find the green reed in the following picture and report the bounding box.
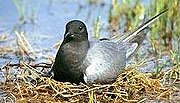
[12,0,25,22]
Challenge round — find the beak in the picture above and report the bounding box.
[64,31,75,38]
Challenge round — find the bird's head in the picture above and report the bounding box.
[63,20,88,43]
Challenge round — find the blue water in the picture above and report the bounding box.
[0,0,113,65]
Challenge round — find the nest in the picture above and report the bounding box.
[0,61,179,103]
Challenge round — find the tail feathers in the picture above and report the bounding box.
[122,9,168,43]
[123,9,168,60]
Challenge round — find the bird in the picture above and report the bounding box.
[50,9,168,84]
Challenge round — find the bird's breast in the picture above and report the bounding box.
[61,41,89,70]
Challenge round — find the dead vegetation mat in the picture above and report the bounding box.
[0,61,179,103]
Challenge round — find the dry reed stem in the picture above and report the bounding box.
[15,31,36,59]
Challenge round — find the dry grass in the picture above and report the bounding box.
[0,60,179,103]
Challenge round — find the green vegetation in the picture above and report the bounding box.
[109,0,144,34]
[12,0,25,22]
[93,16,101,39]
[12,0,36,23]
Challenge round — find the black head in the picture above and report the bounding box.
[63,20,88,43]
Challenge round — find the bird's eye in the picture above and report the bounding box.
[79,26,83,31]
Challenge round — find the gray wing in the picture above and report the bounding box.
[83,40,126,84]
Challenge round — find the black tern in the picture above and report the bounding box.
[50,9,168,84]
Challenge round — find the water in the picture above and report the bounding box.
[0,0,112,65]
